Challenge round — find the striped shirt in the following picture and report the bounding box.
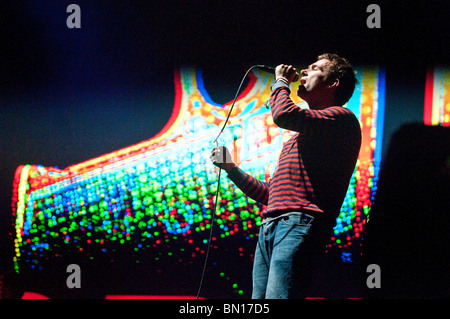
[227,82,361,218]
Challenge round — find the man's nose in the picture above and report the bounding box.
[301,69,308,76]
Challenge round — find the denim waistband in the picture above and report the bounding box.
[262,211,315,225]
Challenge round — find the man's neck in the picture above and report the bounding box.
[307,101,339,110]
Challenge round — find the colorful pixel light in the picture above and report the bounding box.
[424,67,450,126]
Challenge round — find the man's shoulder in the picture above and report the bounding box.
[323,106,358,119]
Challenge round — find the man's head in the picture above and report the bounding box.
[297,53,357,109]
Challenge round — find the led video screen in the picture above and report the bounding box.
[424,67,450,126]
[11,66,385,298]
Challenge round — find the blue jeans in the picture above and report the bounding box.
[252,212,327,299]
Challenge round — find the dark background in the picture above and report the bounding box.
[1,0,449,298]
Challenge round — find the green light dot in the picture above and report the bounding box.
[138,174,148,183]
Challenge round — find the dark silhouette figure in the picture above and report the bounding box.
[363,123,450,298]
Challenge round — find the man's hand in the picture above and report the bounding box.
[275,64,299,84]
[210,146,236,171]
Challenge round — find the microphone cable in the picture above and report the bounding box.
[196,65,262,299]
[212,65,260,146]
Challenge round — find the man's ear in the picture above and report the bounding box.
[328,78,340,88]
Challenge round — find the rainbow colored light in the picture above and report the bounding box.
[424,67,450,126]
[11,66,385,295]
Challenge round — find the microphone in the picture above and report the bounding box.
[256,65,299,82]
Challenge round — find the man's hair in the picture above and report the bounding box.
[317,53,357,106]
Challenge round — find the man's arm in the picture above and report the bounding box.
[270,85,355,132]
[210,146,269,205]
[270,64,355,132]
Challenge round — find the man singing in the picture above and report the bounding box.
[210,53,361,299]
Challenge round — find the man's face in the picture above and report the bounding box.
[297,59,332,105]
